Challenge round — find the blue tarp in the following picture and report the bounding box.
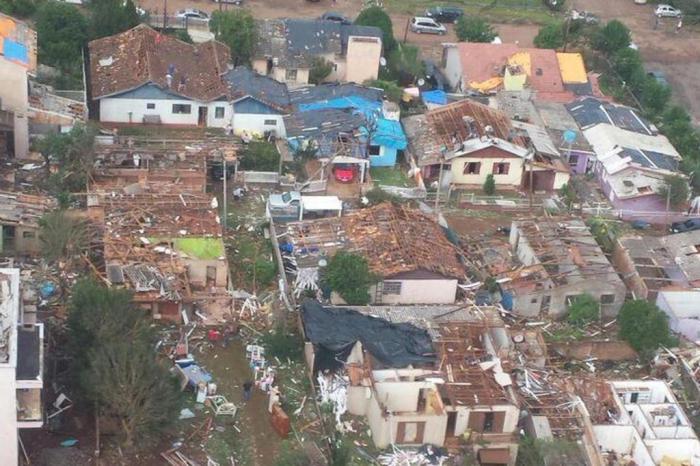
[298,96,381,120]
[422,89,447,106]
[371,118,407,150]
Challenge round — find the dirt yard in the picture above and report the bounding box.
[574,0,700,123]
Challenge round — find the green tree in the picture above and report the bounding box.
[39,210,89,263]
[36,124,97,195]
[174,29,194,44]
[382,43,424,84]
[534,22,565,49]
[455,17,497,43]
[323,251,376,305]
[586,216,620,253]
[0,0,38,18]
[354,6,396,52]
[309,57,334,85]
[658,174,690,208]
[567,294,599,326]
[36,2,89,73]
[593,20,631,55]
[639,76,671,116]
[366,79,403,103]
[123,0,141,29]
[89,0,134,39]
[483,174,496,195]
[612,47,644,84]
[618,300,673,355]
[239,141,280,171]
[211,10,258,66]
[67,280,182,447]
[559,182,577,210]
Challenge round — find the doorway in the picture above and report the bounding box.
[445,411,457,437]
[198,106,208,127]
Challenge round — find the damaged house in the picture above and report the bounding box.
[401,99,569,191]
[280,202,465,305]
[0,191,54,256]
[505,219,626,318]
[301,300,520,464]
[1,268,45,466]
[87,25,232,127]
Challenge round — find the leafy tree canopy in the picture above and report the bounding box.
[211,10,257,66]
[658,174,690,208]
[89,0,140,39]
[39,210,89,263]
[354,6,396,52]
[36,123,97,196]
[366,79,403,103]
[483,174,496,195]
[323,251,376,305]
[239,141,280,172]
[455,17,497,43]
[534,22,565,49]
[567,294,599,326]
[36,2,89,71]
[309,57,334,85]
[593,20,631,55]
[618,300,674,355]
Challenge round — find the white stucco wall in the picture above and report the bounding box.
[99,98,232,127]
[442,46,464,92]
[346,37,382,83]
[373,279,458,305]
[0,367,18,466]
[0,58,29,158]
[553,171,570,190]
[450,156,524,187]
[232,113,286,138]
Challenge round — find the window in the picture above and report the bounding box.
[540,295,551,312]
[382,281,402,295]
[172,104,192,114]
[568,153,579,166]
[601,294,615,305]
[463,162,481,175]
[22,231,35,239]
[483,412,495,432]
[492,162,510,175]
[146,103,155,110]
[530,297,538,304]
[285,69,298,81]
[264,119,277,126]
[369,145,381,156]
[214,107,225,119]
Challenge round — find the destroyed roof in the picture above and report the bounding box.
[289,83,383,106]
[282,203,465,279]
[532,100,593,153]
[223,66,290,112]
[254,19,382,68]
[402,98,526,166]
[88,24,231,101]
[301,300,435,368]
[0,191,54,227]
[28,81,85,123]
[566,97,653,134]
[283,107,366,147]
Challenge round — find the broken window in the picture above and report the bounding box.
[600,294,615,304]
[369,145,381,156]
[540,295,551,312]
[463,162,481,175]
[383,281,402,295]
[285,69,298,81]
[568,153,579,166]
[172,104,191,114]
[483,412,495,432]
[146,103,155,110]
[214,107,225,119]
[264,119,277,126]
[396,421,425,443]
[492,162,510,175]
[22,231,35,239]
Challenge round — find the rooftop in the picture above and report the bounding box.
[289,83,383,106]
[0,191,54,228]
[28,82,85,124]
[88,24,230,101]
[532,100,593,153]
[254,19,382,69]
[224,66,290,112]
[402,98,526,166]
[566,97,653,134]
[280,202,465,279]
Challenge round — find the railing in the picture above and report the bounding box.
[238,171,279,184]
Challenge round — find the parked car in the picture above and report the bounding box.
[655,4,682,17]
[410,17,447,35]
[333,164,356,183]
[423,6,463,23]
[268,191,301,209]
[671,218,700,233]
[320,12,352,25]
[213,0,243,5]
[631,220,652,230]
[175,9,209,20]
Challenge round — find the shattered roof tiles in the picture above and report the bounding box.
[224,66,291,112]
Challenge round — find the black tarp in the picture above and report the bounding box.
[301,300,436,370]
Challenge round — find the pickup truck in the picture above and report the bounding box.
[267,192,343,222]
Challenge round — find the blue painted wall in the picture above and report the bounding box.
[233,97,279,115]
[370,146,397,167]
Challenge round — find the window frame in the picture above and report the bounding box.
[463,161,481,175]
[264,119,277,126]
[214,106,225,119]
[172,104,192,114]
[146,103,156,110]
[600,294,615,305]
[382,281,402,295]
[492,162,510,175]
[368,144,381,156]
[285,69,298,81]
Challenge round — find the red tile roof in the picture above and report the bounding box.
[452,42,574,102]
[88,24,231,101]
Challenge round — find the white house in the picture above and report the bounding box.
[88,25,232,127]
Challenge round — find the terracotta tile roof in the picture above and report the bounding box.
[452,43,575,102]
[88,24,231,101]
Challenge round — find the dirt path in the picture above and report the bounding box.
[573,0,700,123]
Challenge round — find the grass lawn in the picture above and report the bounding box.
[385,0,556,23]
[370,167,413,187]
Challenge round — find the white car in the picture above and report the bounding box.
[410,17,447,35]
[175,9,209,21]
[655,4,681,17]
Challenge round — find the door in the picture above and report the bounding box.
[446,411,458,437]
[198,106,208,127]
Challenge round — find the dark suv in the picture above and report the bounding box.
[671,218,700,233]
[424,6,464,23]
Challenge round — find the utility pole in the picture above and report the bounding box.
[163,0,168,29]
[665,182,671,231]
[435,147,447,214]
[528,150,534,210]
[222,152,227,232]
[403,18,410,43]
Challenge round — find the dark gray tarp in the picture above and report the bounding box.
[301,300,435,369]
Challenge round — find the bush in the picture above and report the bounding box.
[618,300,674,356]
[210,10,257,66]
[658,175,690,208]
[593,20,631,55]
[567,294,599,326]
[260,326,303,361]
[239,141,280,171]
[39,210,89,263]
[455,17,497,43]
[559,183,576,210]
[639,76,671,116]
[323,251,376,305]
[534,22,565,49]
[366,79,403,103]
[611,47,644,84]
[243,257,277,288]
[365,187,402,205]
[309,57,334,85]
[355,6,397,52]
[483,174,496,195]
[381,43,424,85]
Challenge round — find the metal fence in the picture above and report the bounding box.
[239,171,280,184]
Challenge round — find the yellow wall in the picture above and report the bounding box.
[450,156,524,187]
